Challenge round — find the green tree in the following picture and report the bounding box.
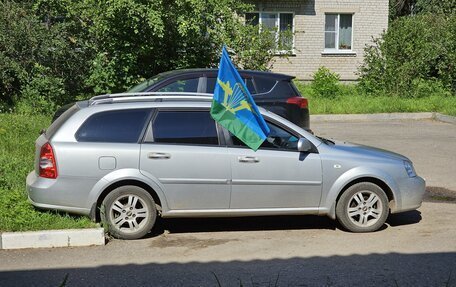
[389,0,455,20]
[70,0,289,94]
[1,0,291,110]
[415,0,456,15]
[0,0,92,113]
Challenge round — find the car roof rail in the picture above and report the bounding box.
[88,92,213,106]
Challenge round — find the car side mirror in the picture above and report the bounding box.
[297,138,312,152]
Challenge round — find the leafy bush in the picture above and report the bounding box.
[359,13,455,97]
[311,67,340,98]
[409,78,453,98]
[15,64,65,115]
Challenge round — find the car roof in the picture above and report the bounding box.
[154,68,295,81]
[79,98,277,120]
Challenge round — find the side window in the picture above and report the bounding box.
[76,109,150,143]
[157,78,199,92]
[151,111,219,145]
[231,122,299,151]
[207,77,256,95]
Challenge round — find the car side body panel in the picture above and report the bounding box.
[86,168,170,213]
[27,101,425,227]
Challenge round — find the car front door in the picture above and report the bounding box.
[227,121,322,209]
[139,109,231,210]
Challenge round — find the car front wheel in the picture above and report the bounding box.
[101,185,157,239]
[336,182,389,232]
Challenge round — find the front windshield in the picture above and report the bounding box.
[126,72,172,92]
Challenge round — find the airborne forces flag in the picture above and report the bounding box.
[210,46,270,151]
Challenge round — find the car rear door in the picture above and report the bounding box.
[139,109,231,210]
[226,120,322,209]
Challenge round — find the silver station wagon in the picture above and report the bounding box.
[27,93,426,239]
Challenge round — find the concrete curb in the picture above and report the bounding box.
[0,228,105,250]
[310,112,456,124]
[434,113,456,124]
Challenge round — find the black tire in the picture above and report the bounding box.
[336,182,389,233]
[101,185,157,240]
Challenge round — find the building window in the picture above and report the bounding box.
[245,12,294,51]
[324,14,353,51]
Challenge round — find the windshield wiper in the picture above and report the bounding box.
[316,136,335,145]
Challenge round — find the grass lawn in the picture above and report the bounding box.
[0,113,96,232]
[295,82,456,116]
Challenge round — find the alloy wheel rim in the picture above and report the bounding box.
[109,194,149,234]
[347,190,383,228]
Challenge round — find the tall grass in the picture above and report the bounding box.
[0,113,95,231]
[295,82,456,116]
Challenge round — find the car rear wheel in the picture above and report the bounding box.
[336,182,389,232]
[101,185,157,240]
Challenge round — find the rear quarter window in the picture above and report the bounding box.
[75,109,150,143]
[268,80,296,98]
[253,76,277,94]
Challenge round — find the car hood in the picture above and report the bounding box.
[331,141,410,162]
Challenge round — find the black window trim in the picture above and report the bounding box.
[75,108,154,144]
[142,107,225,147]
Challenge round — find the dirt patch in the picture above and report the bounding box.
[150,234,236,249]
[424,186,456,203]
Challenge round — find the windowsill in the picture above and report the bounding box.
[274,51,297,56]
[321,50,357,56]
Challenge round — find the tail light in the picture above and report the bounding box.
[286,97,308,109]
[39,143,58,179]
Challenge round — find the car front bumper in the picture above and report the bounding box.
[393,175,426,213]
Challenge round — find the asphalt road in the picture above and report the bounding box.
[1,119,455,287]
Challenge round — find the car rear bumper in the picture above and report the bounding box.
[393,175,426,213]
[26,171,91,216]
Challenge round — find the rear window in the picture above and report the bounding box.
[46,104,80,139]
[151,111,219,145]
[75,109,150,143]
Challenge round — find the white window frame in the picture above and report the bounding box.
[245,12,295,54]
[323,13,355,55]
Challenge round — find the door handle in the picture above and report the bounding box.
[148,152,171,159]
[238,156,260,163]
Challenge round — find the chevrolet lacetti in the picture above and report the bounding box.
[27,93,426,239]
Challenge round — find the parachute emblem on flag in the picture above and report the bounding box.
[217,79,254,114]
